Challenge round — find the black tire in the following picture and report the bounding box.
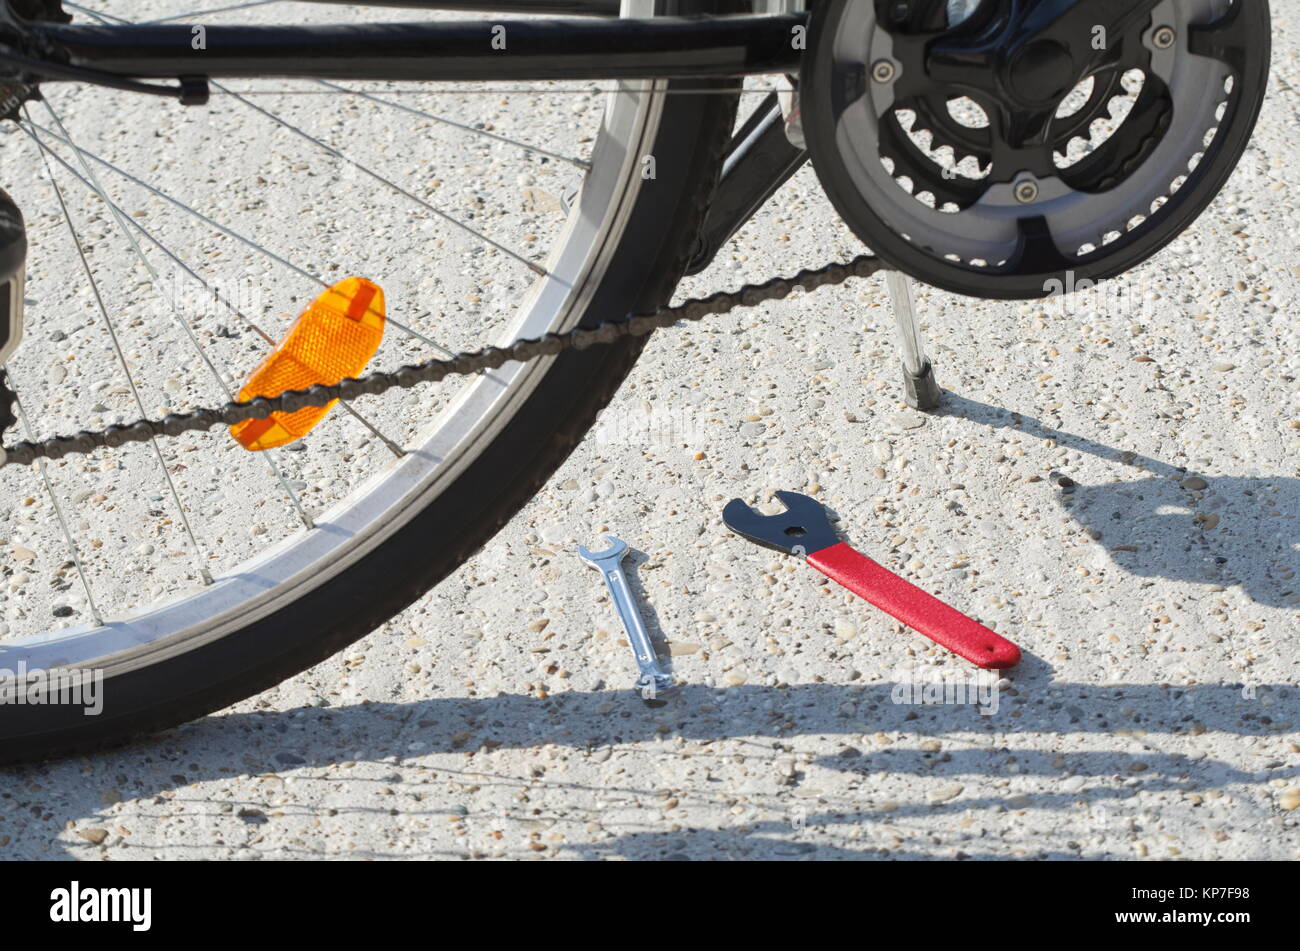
[0,8,741,762]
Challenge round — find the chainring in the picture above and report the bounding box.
[801,0,1273,300]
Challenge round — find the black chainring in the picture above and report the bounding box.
[802,0,1273,300]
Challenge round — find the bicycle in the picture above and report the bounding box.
[0,0,1273,760]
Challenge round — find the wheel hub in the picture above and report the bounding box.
[0,0,70,120]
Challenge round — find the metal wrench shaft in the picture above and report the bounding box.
[578,537,673,696]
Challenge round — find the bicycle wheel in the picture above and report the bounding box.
[0,0,740,761]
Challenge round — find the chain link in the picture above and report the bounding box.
[0,254,885,467]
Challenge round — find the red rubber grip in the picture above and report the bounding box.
[806,542,1021,669]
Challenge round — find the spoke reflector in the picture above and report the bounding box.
[231,277,385,451]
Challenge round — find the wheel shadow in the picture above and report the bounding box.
[938,393,1299,607]
[3,677,1294,858]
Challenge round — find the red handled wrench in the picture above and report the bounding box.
[723,491,1021,669]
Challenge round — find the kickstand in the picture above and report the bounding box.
[886,270,942,411]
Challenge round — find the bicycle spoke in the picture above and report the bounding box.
[25,121,280,350]
[21,120,459,358]
[6,371,104,626]
[62,3,550,277]
[122,217,275,347]
[337,400,406,458]
[315,80,591,171]
[27,110,214,585]
[29,106,322,535]
[214,83,549,276]
[27,123,406,508]
[33,100,412,469]
[62,1,570,388]
[111,206,406,463]
[144,0,285,24]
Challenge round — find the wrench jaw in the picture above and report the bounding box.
[722,491,841,558]
[577,535,629,570]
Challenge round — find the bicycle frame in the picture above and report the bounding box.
[3,2,806,82]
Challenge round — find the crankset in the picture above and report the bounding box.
[800,0,1272,300]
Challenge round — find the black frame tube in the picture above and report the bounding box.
[301,1,621,13]
[27,14,805,83]
[685,93,808,275]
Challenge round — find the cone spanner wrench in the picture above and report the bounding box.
[723,491,1021,669]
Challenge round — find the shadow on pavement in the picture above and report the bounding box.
[940,394,1298,607]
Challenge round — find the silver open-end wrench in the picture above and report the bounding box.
[578,536,674,698]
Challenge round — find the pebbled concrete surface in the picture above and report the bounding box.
[0,1,1296,860]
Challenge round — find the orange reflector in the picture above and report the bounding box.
[230,277,385,451]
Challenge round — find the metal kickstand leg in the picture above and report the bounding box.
[886,271,942,411]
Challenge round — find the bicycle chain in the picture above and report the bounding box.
[0,254,887,468]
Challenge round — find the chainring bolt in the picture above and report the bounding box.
[871,59,898,84]
[1153,26,1176,50]
[1014,180,1040,204]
